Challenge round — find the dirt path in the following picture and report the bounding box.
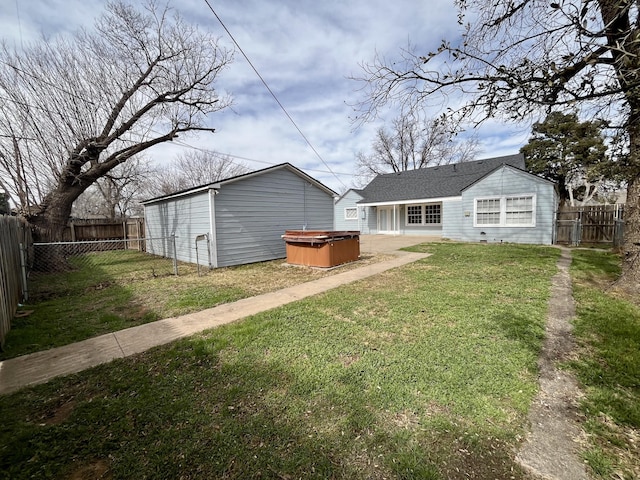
[516,247,589,479]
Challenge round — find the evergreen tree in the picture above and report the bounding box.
[521,112,609,205]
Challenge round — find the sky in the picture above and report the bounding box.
[0,0,531,194]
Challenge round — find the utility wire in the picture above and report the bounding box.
[201,0,347,190]
[171,137,355,177]
[0,60,96,106]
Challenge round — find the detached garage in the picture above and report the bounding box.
[141,163,336,268]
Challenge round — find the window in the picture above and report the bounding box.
[506,196,533,225]
[405,203,441,225]
[474,195,535,227]
[407,205,423,224]
[476,198,501,225]
[424,204,441,224]
[344,207,358,220]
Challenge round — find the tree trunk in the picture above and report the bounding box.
[618,175,640,294]
[616,113,640,294]
[27,182,88,272]
[29,188,80,242]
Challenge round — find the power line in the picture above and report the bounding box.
[170,137,355,177]
[200,0,348,190]
[14,0,24,50]
[0,60,96,106]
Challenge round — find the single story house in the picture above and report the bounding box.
[334,154,558,245]
[142,163,336,268]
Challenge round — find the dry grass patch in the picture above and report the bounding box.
[3,252,392,360]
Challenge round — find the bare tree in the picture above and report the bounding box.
[144,150,250,197]
[73,156,152,219]
[0,1,233,241]
[354,0,640,292]
[355,113,480,186]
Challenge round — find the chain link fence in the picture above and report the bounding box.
[28,236,179,280]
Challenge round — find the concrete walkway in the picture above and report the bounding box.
[0,236,434,395]
[516,247,589,480]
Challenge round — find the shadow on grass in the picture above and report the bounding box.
[2,250,179,360]
[0,311,532,480]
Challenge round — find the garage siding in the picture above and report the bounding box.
[144,191,213,265]
[214,168,334,268]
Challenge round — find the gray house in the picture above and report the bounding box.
[334,154,558,245]
[143,163,336,268]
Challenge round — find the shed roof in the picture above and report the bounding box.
[141,162,337,205]
[358,154,525,204]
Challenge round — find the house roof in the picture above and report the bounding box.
[335,188,364,203]
[141,162,337,205]
[357,154,526,204]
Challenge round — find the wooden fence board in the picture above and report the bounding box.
[0,216,31,348]
[63,218,144,242]
[556,205,624,245]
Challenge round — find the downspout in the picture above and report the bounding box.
[209,188,219,268]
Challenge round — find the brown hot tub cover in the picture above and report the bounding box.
[282,230,360,267]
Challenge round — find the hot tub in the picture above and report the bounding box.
[282,230,360,268]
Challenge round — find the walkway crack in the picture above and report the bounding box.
[516,247,588,480]
[112,332,126,357]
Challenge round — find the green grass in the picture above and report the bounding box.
[2,250,389,360]
[569,249,640,479]
[0,243,560,479]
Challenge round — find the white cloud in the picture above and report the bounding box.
[0,0,528,194]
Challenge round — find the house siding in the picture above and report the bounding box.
[214,168,334,268]
[448,167,557,244]
[144,191,212,265]
[334,190,363,231]
[356,204,444,236]
[398,203,444,236]
[441,200,464,239]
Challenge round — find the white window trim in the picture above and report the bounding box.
[344,207,358,220]
[404,203,442,226]
[473,194,536,228]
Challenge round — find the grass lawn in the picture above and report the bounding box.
[568,249,640,479]
[0,243,560,479]
[1,250,391,360]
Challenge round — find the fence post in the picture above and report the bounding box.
[614,219,625,248]
[172,234,178,276]
[19,243,28,302]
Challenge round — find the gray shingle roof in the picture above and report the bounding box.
[358,154,525,203]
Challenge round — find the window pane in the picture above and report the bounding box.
[506,196,533,225]
[476,198,501,225]
[424,204,441,224]
[407,205,423,224]
[345,208,358,220]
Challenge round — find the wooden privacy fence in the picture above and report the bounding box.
[556,204,624,246]
[0,216,31,349]
[63,218,144,244]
